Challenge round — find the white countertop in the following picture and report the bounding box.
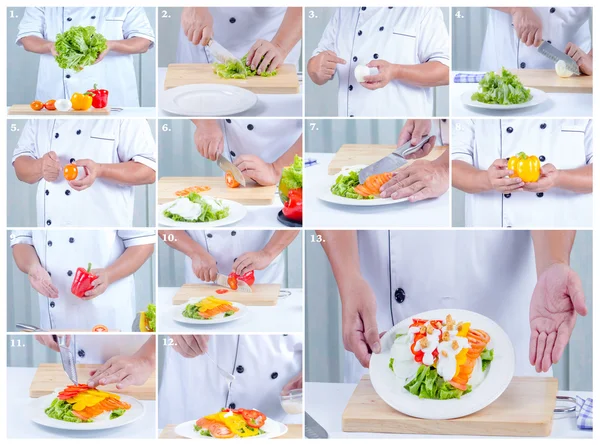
[6,367,156,439]
[6,107,157,118]
[304,153,450,228]
[158,287,304,333]
[158,67,303,117]
[451,71,592,117]
[306,382,592,439]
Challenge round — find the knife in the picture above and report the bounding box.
[214,273,253,293]
[207,39,240,64]
[16,323,45,332]
[537,40,580,75]
[52,335,78,385]
[358,135,434,184]
[305,412,328,439]
[217,155,246,187]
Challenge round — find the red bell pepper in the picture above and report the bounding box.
[87,84,109,108]
[240,270,255,286]
[71,263,98,298]
[227,270,255,289]
[227,272,238,290]
[282,188,302,222]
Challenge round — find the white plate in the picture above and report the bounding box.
[174,417,288,439]
[172,300,248,325]
[158,199,247,228]
[160,84,258,116]
[370,308,515,420]
[461,87,548,111]
[28,393,144,431]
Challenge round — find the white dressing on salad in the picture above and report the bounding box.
[201,196,226,213]
[166,198,203,220]
[436,336,470,381]
[413,327,442,366]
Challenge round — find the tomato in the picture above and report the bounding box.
[239,409,266,428]
[215,289,229,294]
[227,273,238,290]
[225,171,240,188]
[30,100,44,111]
[208,423,235,439]
[63,164,78,181]
[92,324,108,332]
[45,100,56,111]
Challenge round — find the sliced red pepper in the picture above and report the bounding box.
[227,272,238,290]
[215,289,229,294]
[239,270,255,286]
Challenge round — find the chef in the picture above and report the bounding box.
[317,230,588,383]
[452,119,593,228]
[159,230,299,285]
[177,7,301,73]
[11,229,155,331]
[17,7,155,106]
[13,119,157,228]
[307,7,449,117]
[36,334,155,389]
[480,7,591,71]
[192,119,302,186]
[158,335,303,428]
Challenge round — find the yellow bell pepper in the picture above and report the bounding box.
[507,152,541,183]
[71,92,94,111]
[457,322,470,337]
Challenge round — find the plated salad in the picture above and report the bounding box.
[182,296,239,320]
[389,315,494,400]
[164,193,230,223]
[331,168,392,200]
[471,68,532,105]
[195,408,267,438]
[139,303,156,332]
[213,55,278,79]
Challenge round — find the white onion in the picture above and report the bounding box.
[54,99,72,112]
[354,65,378,82]
[555,60,574,78]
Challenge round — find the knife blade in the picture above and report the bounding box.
[16,323,45,332]
[207,39,240,64]
[358,135,434,184]
[537,40,580,75]
[305,412,328,439]
[52,335,78,385]
[217,155,246,187]
[214,273,253,293]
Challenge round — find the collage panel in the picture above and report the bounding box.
[6,333,157,438]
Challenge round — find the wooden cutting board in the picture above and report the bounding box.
[164,64,299,94]
[172,283,281,306]
[29,363,156,400]
[159,423,302,439]
[508,69,592,94]
[328,144,447,175]
[8,105,110,115]
[158,177,276,206]
[342,376,558,436]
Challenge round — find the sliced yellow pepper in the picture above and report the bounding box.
[457,322,470,337]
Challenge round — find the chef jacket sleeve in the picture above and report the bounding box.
[311,8,340,57]
[12,120,40,164]
[451,120,475,165]
[10,230,34,247]
[584,120,593,164]
[417,8,450,67]
[122,7,155,48]
[117,120,157,171]
[16,7,46,45]
[118,230,156,248]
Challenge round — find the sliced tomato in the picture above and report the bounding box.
[239,409,266,428]
[225,171,240,188]
[215,289,229,294]
[208,422,235,439]
[92,324,108,332]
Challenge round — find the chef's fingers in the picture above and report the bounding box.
[190,335,207,356]
[325,52,346,64]
[392,181,425,200]
[47,151,59,161]
[268,53,284,71]
[567,271,588,316]
[116,374,136,390]
[571,50,583,63]
[231,254,247,271]
[42,281,59,299]
[529,329,538,366]
[195,335,210,354]
[360,81,382,90]
[208,266,218,283]
[410,121,433,144]
[542,332,556,372]
[200,26,213,47]
[257,50,276,74]
[190,28,202,45]
[534,332,547,373]
[361,304,381,355]
[246,41,262,66]
[491,158,509,168]
[527,30,537,47]
[565,42,575,56]
[552,323,571,364]
[408,186,435,203]
[404,139,436,160]
[234,256,253,276]
[179,335,197,357]
[207,140,218,161]
[250,43,269,70]
[95,366,128,386]
[36,335,61,352]
[397,120,416,146]
[352,332,372,368]
[323,67,336,77]
[362,73,383,83]
[87,362,114,387]
[533,29,543,47]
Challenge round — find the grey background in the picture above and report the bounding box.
[6,119,157,228]
[305,7,450,117]
[305,230,593,391]
[6,231,156,332]
[6,7,157,107]
[158,230,303,288]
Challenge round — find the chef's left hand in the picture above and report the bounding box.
[233,155,279,186]
[565,43,593,75]
[361,60,396,90]
[232,250,272,276]
[94,41,113,64]
[281,372,302,395]
[87,353,154,390]
[81,268,110,300]
[69,159,100,191]
[379,160,449,202]
[529,263,587,372]
[246,39,285,74]
[523,164,558,193]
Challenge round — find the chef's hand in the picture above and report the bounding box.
[380,160,448,202]
[247,39,286,74]
[41,151,61,182]
[81,269,110,300]
[397,120,436,159]
[193,120,224,161]
[309,50,346,84]
[94,41,113,64]
[281,372,303,395]
[28,263,59,299]
[487,159,524,192]
[181,7,213,46]
[48,42,58,57]
[565,43,593,75]
[523,164,559,193]
[170,335,210,358]
[529,263,587,372]
[511,7,543,47]
[361,60,396,90]
[234,155,280,186]
[191,252,218,282]
[232,250,272,276]
[35,335,71,353]
[69,159,99,191]
[87,353,154,390]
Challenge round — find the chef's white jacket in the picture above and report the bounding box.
[312,7,449,117]
[452,119,592,228]
[69,335,151,365]
[11,229,155,331]
[13,119,157,228]
[480,7,591,71]
[17,7,155,106]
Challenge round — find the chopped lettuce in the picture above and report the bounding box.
[182,303,207,320]
[164,193,230,223]
[54,26,107,72]
[45,398,92,423]
[145,303,156,332]
[110,409,126,420]
[330,170,373,200]
[471,68,532,105]
[389,358,395,372]
[213,54,278,79]
[404,365,472,400]
[481,348,494,371]
[281,155,303,191]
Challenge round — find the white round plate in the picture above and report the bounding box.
[174,417,288,439]
[172,300,248,325]
[370,308,515,420]
[160,84,258,116]
[158,199,247,228]
[28,393,144,431]
[461,87,548,111]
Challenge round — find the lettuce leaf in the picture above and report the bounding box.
[403,365,471,400]
[164,193,230,223]
[281,155,303,191]
[213,54,278,79]
[330,170,374,200]
[145,304,156,332]
[55,26,107,72]
[481,348,494,371]
[471,67,532,105]
[45,398,92,423]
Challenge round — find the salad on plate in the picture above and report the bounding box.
[330,166,392,200]
[163,193,230,223]
[182,296,240,320]
[195,408,267,438]
[471,68,532,105]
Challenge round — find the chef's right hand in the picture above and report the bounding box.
[35,334,71,353]
[511,7,543,47]
[310,50,346,84]
[487,159,524,192]
[181,7,213,46]
[397,120,436,160]
[191,252,218,282]
[170,335,210,358]
[41,151,61,182]
[193,120,224,161]
[28,263,59,299]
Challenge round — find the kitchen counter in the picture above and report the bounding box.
[158,67,303,117]
[158,287,303,333]
[304,153,450,228]
[6,107,157,118]
[306,382,592,439]
[6,367,156,439]
[451,71,592,117]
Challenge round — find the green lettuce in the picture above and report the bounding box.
[471,67,532,105]
[213,54,278,79]
[403,365,472,400]
[145,304,156,332]
[110,409,126,420]
[389,358,395,372]
[55,26,107,72]
[45,398,92,423]
[481,348,494,371]
[164,193,230,223]
[330,170,373,200]
[281,155,303,191]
